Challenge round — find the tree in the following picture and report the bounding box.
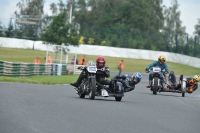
[50,3,58,16]
[15,0,44,39]
[194,18,200,36]
[73,0,165,49]
[57,0,66,13]
[0,21,5,37]
[5,19,14,37]
[162,0,186,53]
[40,12,79,46]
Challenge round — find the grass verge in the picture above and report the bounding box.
[0,75,113,85]
[0,47,199,84]
[0,75,79,85]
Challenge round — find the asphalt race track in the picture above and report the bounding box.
[0,74,200,133]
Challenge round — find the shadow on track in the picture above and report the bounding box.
[68,96,140,103]
[135,91,183,98]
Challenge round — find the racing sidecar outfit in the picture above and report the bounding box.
[175,77,198,93]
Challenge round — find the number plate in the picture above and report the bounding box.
[87,66,97,73]
[153,67,161,73]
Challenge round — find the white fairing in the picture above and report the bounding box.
[153,67,161,73]
[181,78,186,92]
[101,89,109,97]
[86,60,97,73]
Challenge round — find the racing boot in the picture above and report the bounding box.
[70,82,78,87]
[70,72,84,87]
[146,80,151,88]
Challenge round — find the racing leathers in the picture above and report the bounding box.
[96,66,111,85]
[70,66,110,88]
[175,77,198,93]
[113,74,140,92]
[146,61,170,81]
[168,71,177,85]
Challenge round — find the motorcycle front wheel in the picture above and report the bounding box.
[153,77,158,95]
[88,78,96,100]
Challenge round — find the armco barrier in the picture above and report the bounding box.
[51,64,67,76]
[0,60,62,76]
[67,64,86,75]
[55,64,67,75]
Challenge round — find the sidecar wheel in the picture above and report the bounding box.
[182,92,185,97]
[79,93,85,98]
[181,79,186,97]
[115,97,122,101]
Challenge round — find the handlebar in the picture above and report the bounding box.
[162,71,168,74]
[77,66,86,70]
[97,68,104,71]
[78,66,106,71]
[145,71,150,73]
[145,69,168,74]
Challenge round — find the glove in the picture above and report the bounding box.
[121,75,126,80]
[105,66,109,69]
[145,68,149,72]
[77,66,83,69]
[100,67,106,71]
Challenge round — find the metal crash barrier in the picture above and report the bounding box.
[0,60,67,77]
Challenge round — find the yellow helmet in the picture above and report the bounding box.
[158,55,166,64]
[193,75,200,83]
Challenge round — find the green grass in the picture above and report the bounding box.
[0,75,113,84]
[0,75,78,84]
[0,47,200,84]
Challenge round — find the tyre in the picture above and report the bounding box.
[181,80,186,97]
[182,92,185,97]
[88,78,96,100]
[115,97,122,101]
[153,77,158,95]
[79,93,85,98]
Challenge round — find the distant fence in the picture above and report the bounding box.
[0,60,68,77]
[67,64,86,75]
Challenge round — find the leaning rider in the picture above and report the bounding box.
[70,56,110,91]
[112,72,142,93]
[173,75,199,93]
[145,55,170,88]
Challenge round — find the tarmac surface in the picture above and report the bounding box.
[0,73,200,133]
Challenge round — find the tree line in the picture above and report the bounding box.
[0,0,200,57]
